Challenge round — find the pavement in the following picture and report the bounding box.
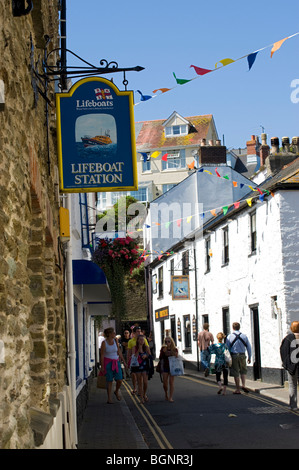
[77,366,292,449]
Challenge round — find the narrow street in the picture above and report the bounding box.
[78,371,299,450]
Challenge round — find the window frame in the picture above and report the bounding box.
[222,226,229,265]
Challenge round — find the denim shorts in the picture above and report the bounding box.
[105,360,123,382]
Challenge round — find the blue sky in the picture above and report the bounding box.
[66,0,299,149]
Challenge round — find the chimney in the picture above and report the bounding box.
[259,133,270,166]
[246,134,260,164]
[197,142,226,165]
[266,136,299,175]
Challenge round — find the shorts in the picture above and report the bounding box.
[229,354,247,377]
[105,360,123,382]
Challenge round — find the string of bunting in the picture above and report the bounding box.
[134,31,299,105]
[129,183,274,250]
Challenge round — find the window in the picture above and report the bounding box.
[170,259,174,276]
[162,149,186,170]
[205,237,211,272]
[222,227,229,265]
[250,211,257,253]
[158,266,163,298]
[130,187,148,202]
[162,183,176,194]
[142,155,151,172]
[182,250,189,275]
[222,307,230,337]
[165,125,188,137]
[152,274,157,294]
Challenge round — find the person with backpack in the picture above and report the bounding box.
[226,322,252,394]
[280,321,299,410]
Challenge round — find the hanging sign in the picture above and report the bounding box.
[56,77,138,193]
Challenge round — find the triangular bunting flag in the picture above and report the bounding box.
[233,181,238,187]
[210,209,217,217]
[139,152,149,162]
[151,151,161,159]
[246,198,253,207]
[162,153,168,161]
[188,161,195,170]
[271,37,289,58]
[247,52,259,70]
[215,168,221,177]
[153,88,171,94]
[234,202,240,209]
[173,72,192,85]
[190,64,212,76]
[136,90,152,101]
[176,219,182,227]
[187,216,192,223]
[215,58,235,68]
[223,206,229,215]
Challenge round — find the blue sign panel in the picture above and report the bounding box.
[56,77,138,193]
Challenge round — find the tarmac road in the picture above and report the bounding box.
[121,372,299,450]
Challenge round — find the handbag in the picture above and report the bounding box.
[168,355,184,376]
[97,372,106,389]
[130,354,139,369]
[224,348,232,367]
[156,360,162,373]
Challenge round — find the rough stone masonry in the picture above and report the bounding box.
[0,0,66,448]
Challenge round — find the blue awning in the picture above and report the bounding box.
[72,260,106,285]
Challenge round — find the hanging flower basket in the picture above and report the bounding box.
[92,236,144,327]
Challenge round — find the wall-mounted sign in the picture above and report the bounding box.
[56,77,138,193]
[172,275,190,300]
[155,306,169,322]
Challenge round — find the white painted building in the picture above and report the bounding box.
[147,137,299,385]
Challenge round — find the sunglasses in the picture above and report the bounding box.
[165,340,171,343]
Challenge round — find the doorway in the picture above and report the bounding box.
[250,305,262,380]
[170,315,176,344]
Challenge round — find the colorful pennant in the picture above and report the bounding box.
[134,32,299,105]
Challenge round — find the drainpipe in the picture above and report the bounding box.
[193,246,200,371]
[65,195,78,446]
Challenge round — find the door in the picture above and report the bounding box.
[250,306,262,380]
[170,315,176,344]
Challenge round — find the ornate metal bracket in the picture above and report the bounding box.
[42,47,144,91]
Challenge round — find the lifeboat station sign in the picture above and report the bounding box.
[56,77,138,193]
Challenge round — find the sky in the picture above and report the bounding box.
[66,0,299,149]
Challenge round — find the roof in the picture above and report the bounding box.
[135,114,214,151]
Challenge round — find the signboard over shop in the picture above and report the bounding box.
[56,77,138,193]
[155,306,169,322]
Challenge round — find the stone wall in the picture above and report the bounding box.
[0,1,66,448]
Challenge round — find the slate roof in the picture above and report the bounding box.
[135,114,214,151]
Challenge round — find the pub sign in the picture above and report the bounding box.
[56,77,138,193]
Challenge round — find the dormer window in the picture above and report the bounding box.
[163,112,190,138]
[165,124,188,137]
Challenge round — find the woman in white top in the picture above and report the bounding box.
[101,327,127,404]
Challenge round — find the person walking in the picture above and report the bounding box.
[226,322,251,394]
[280,321,299,410]
[198,323,214,376]
[127,326,149,395]
[131,334,151,404]
[100,327,127,404]
[121,329,131,379]
[208,332,229,395]
[159,337,178,402]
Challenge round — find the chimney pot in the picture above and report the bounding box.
[261,133,267,145]
[209,139,213,146]
[215,140,221,146]
[282,137,290,153]
[270,137,279,154]
[201,138,206,146]
[292,137,299,154]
